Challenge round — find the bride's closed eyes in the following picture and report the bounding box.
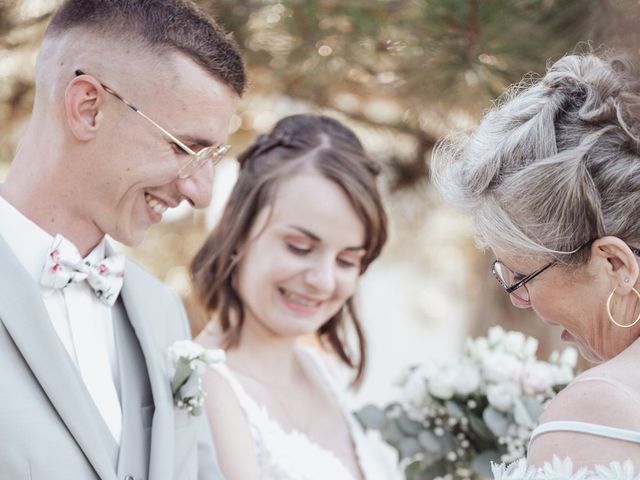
[283,233,364,270]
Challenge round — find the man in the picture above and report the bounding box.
[0,1,245,479]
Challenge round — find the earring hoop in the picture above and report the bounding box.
[606,287,640,328]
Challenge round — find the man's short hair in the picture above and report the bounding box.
[46,0,246,96]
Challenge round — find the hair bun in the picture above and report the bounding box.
[543,54,640,133]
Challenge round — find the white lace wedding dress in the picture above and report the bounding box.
[210,347,400,480]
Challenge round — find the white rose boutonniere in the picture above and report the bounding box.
[167,340,225,416]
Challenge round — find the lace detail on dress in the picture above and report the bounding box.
[491,456,640,480]
[210,348,400,480]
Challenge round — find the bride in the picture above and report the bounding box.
[190,114,396,479]
[433,51,640,476]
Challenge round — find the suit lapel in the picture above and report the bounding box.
[0,235,117,480]
[118,256,175,480]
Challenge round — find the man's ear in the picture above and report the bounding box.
[592,236,640,293]
[64,74,105,141]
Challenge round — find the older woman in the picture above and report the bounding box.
[433,52,640,472]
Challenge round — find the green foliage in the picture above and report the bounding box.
[2,0,639,182]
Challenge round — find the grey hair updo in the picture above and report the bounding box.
[432,52,640,263]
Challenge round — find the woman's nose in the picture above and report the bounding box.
[304,259,336,294]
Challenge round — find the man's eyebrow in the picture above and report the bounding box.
[287,225,365,251]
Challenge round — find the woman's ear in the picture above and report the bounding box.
[592,236,640,293]
[64,74,105,141]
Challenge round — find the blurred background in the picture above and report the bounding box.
[2,0,639,405]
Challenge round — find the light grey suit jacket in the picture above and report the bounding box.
[0,235,224,480]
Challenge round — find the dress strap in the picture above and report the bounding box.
[530,420,640,447]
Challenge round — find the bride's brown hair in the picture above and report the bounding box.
[191,114,387,386]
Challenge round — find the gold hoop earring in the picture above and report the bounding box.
[606,287,640,328]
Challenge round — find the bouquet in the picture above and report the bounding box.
[355,327,577,479]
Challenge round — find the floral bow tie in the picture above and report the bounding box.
[40,235,125,306]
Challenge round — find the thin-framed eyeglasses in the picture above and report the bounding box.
[492,240,640,303]
[491,239,596,303]
[74,70,230,179]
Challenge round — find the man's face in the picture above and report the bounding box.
[86,54,237,246]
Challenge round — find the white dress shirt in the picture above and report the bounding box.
[0,194,122,443]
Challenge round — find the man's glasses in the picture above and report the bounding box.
[74,70,230,179]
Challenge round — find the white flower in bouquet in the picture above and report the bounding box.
[402,367,429,409]
[523,337,539,359]
[553,366,574,386]
[482,351,524,384]
[427,363,457,400]
[521,360,557,395]
[487,325,506,346]
[355,328,578,480]
[423,359,482,400]
[467,336,491,362]
[549,348,578,384]
[502,331,527,358]
[560,347,578,369]
[451,359,481,396]
[487,382,521,412]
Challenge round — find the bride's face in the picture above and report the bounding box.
[235,172,366,340]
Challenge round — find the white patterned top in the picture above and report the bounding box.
[210,347,400,480]
[492,456,640,480]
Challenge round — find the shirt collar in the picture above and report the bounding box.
[0,194,106,283]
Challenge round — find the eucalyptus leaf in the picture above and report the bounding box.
[404,460,426,480]
[513,397,535,429]
[520,396,544,423]
[483,407,509,437]
[470,450,501,477]
[171,359,192,393]
[190,405,203,416]
[178,371,200,399]
[384,402,402,415]
[468,411,495,442]
[405,459,448,480]
[445,400,465,418]
[418,430,442,454]
[398,436,422,458]
[421,461,448,480]
[397,411,423,436]
[354,404,386,430]
[381,417,404,447]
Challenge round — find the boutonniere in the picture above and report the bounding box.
[167,340,225,416]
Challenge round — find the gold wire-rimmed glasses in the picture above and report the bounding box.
[74,70,230,179]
